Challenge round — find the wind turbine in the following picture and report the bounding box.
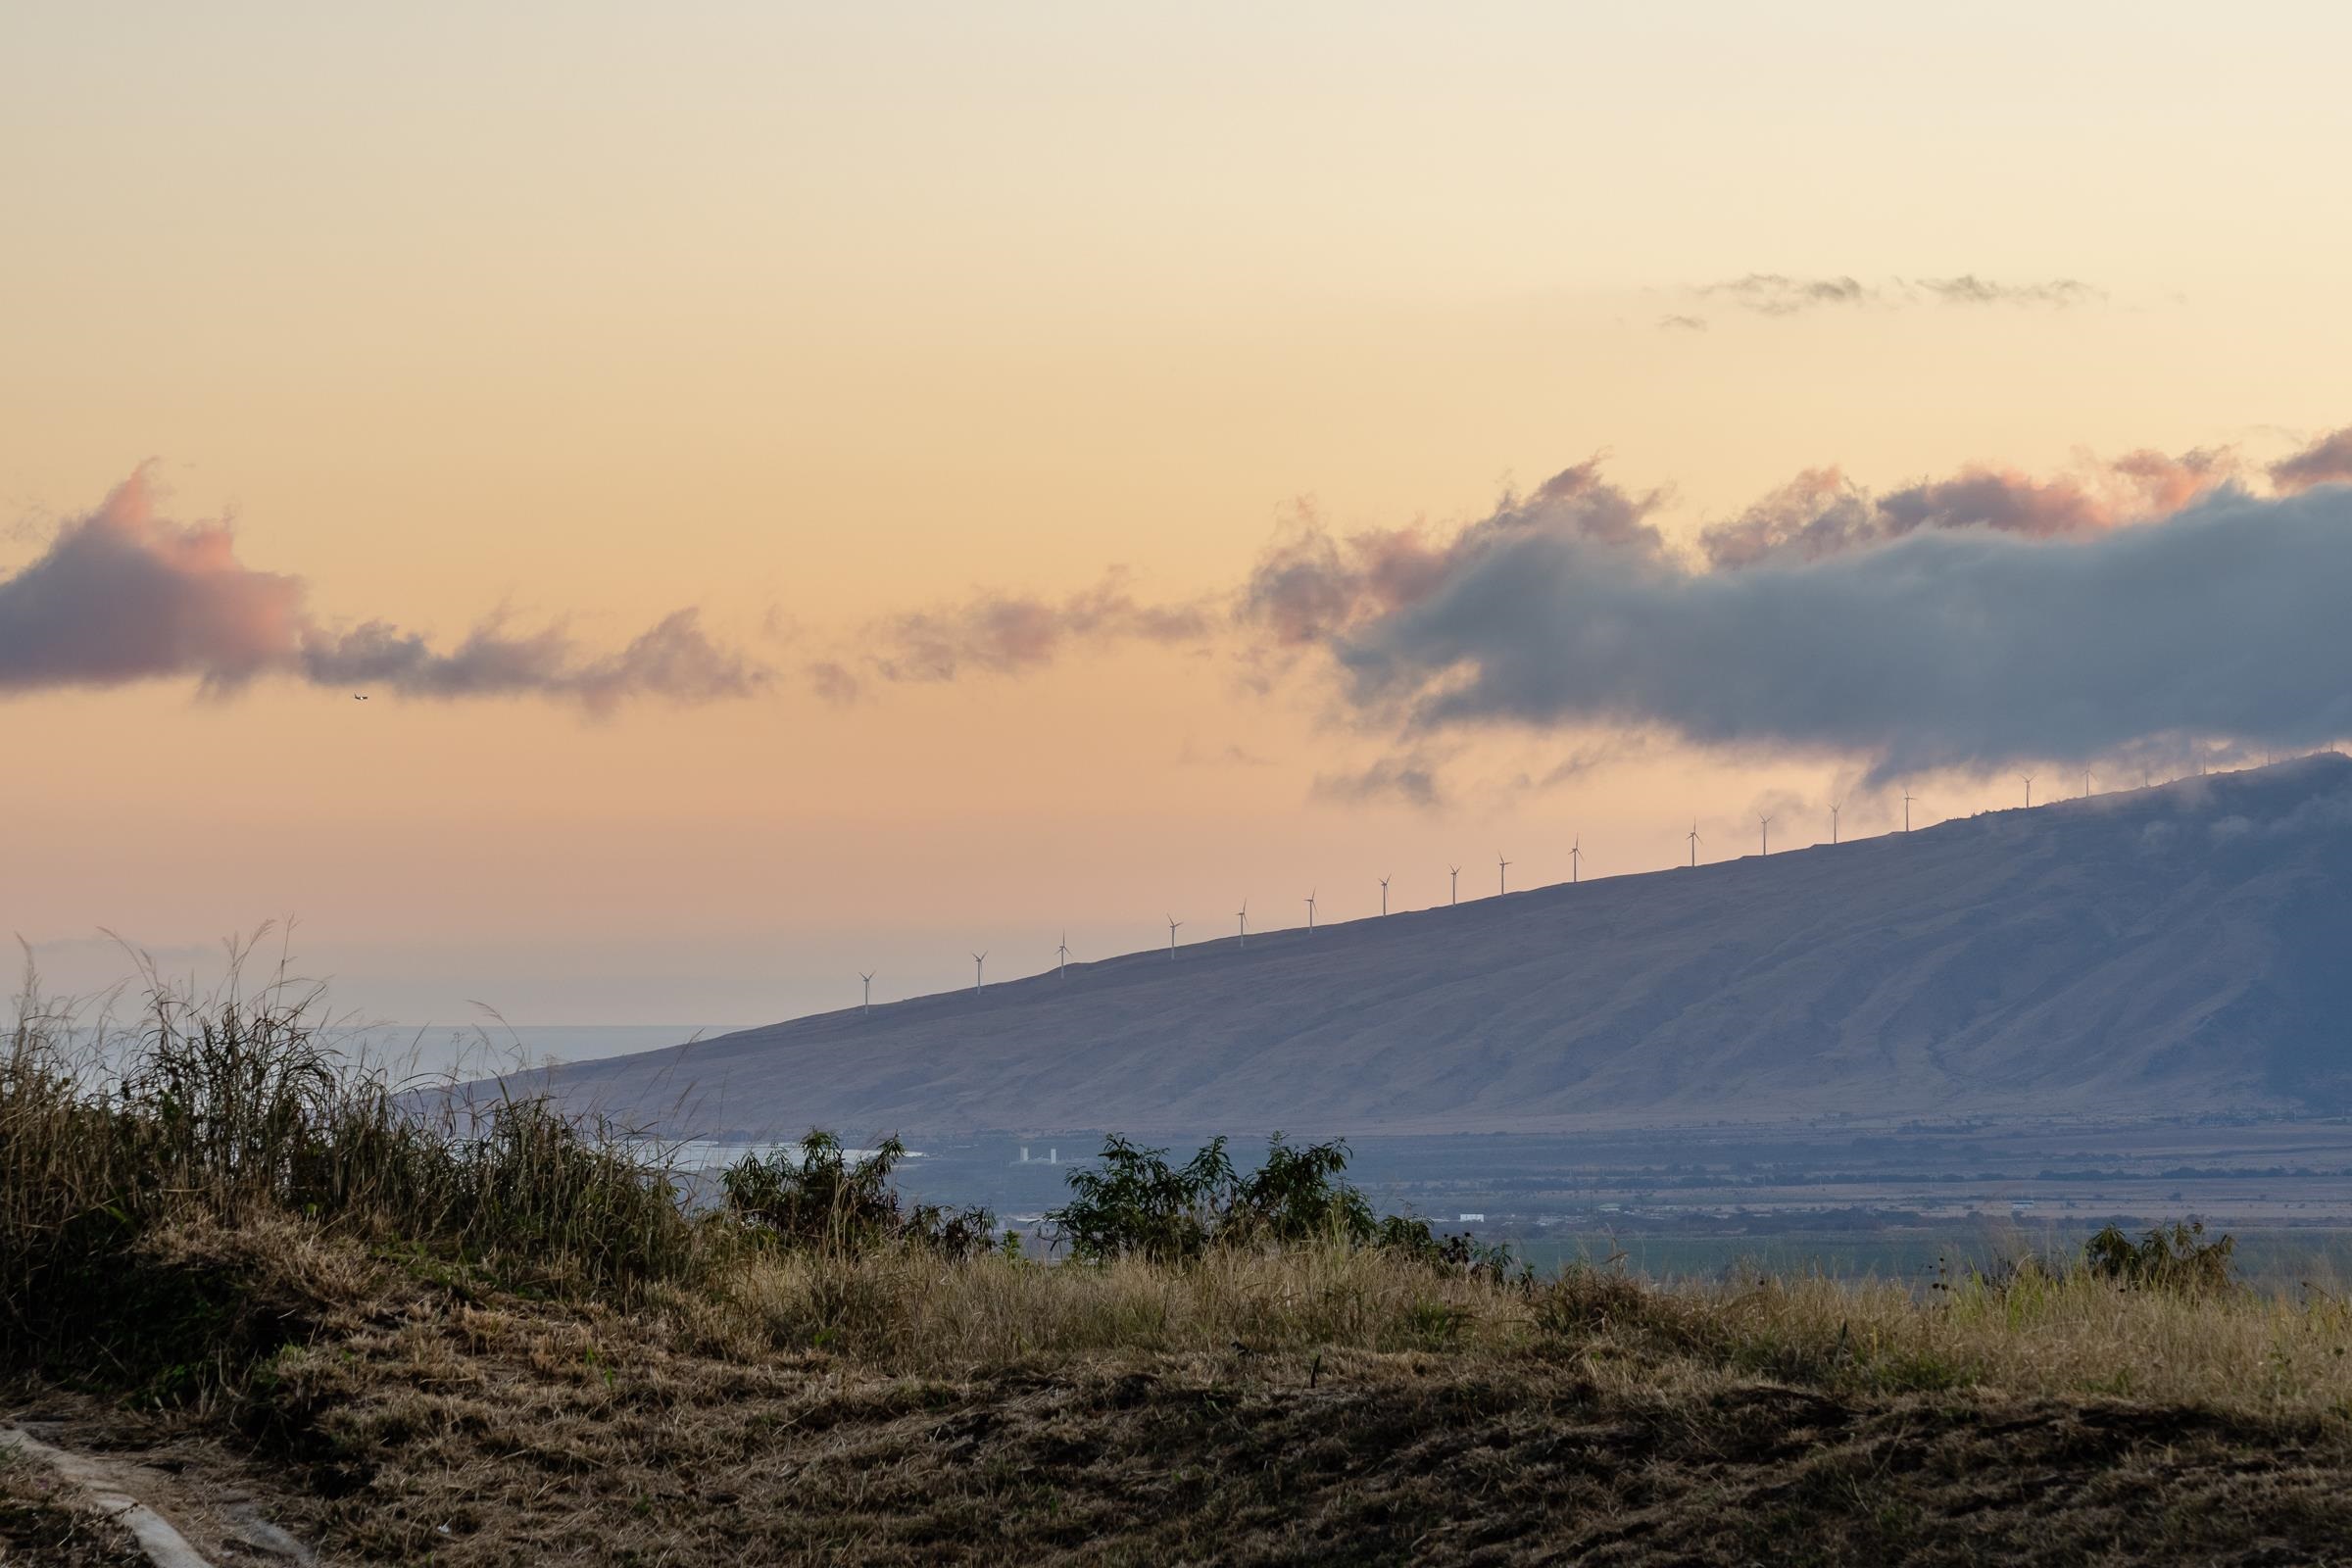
[858,970,875,1017]
[1379,875,1391,915]
[2022,774,2034,808]
[1497,853,1510,896]
[1903,791,1915,832]
[1236,901,1248,948]
[2083,769,2092,799]
[1055,933,1070,977]
[1570,837,1581,884]
[1303,890,1317,933]
[1165,914,1184,959]
[1448,864,1460,906]
[971,952,987,995]
[1759,814,1772,857]
[1830,802,1841,845]
[1687,820,1700,867]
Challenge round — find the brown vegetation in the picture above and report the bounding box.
[12,973,2352,1562]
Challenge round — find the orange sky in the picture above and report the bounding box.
[6,4,2350,1022]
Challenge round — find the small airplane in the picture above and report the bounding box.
[353,694,369,701]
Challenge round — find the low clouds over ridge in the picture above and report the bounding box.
[19,421,2352,786]
[1327,441,2352,779]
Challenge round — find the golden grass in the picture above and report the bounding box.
[665,1240,2352,1419]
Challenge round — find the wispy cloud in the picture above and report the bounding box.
[854,570,1210,686]
[1656,313,1709,332]
[1703,274,1872,316]
[1696,447,2231,568]
[1696,271,2105,317]
[2271,425,2352,494]
[0,466,766,709]
[1311,752,1446,809]
[1912,274,2103,308]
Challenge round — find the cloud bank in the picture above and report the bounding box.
[1331,467,2352,779]
[0,466,764,708]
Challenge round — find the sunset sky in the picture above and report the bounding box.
[7,3,2351,1026]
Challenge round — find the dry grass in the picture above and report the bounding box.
[665,1243,2352,1420]
[18,971,2352,1560]
[124,1227,2352,1565]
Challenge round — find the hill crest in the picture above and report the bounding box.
[544,757,2352,1137]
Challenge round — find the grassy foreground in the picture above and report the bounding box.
[10,978,2352,1564]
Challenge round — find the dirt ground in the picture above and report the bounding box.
[19,1308,2352,1567]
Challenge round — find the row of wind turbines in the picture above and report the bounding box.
[858,795,1858,1011]
[851,762,2174,1013]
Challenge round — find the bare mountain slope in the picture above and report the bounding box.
[546,758,2352,1137]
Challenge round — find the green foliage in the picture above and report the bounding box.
[2082,1220,2237,1295]
[1,966,703,1378]
[1050,1134,1237,1262]
[1049,1131,1511,1274]
[721,1131,995,1257]
[1227,1135,1376,1245]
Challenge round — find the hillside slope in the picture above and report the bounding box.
[546,758,2352,1137]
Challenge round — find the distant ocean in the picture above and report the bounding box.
[345,1023,749,1083]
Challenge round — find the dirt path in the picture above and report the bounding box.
[1,1423,315,1568]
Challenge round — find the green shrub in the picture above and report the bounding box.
[2082,1220,2236,1295]
[2,966,703,1372]
[1050,1134,1237,1262]
[721,1132,994,1257]
[1049,1131,1510,1274]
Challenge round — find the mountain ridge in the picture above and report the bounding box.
[541,757,2352,1138]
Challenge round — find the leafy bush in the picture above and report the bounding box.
[1050,1134,1238,1262]
[2082,1220,2236,1295]
[2,961,703,1373]
[1049,1131,1508,1274]
[721,1132,994,1257]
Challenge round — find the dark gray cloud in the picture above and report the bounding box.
[859,570,1210,684]
[1239,461,1660,646]
[2272,426,2352,494]
[0,466,765,707]
[1333,482,2352,779]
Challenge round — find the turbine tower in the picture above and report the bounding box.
[1903,790,1915,832]
[1830,802,1841,845]
[2022,774,2034,808]
[1687,820,1700,867]
[1448,864,1460,906]
[1759,814,1772,857]
[1236,901,1248,948]
[1165,914,1183,959]
[1570,837,1581,884]
[1055,933,1070,978]
[1379,874,1391,915]
[1497,853,1510,896]
[858,970,875,1017]
[2083,768,2092,799]
[971,951,987,996]
[1303,890,1318,933]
